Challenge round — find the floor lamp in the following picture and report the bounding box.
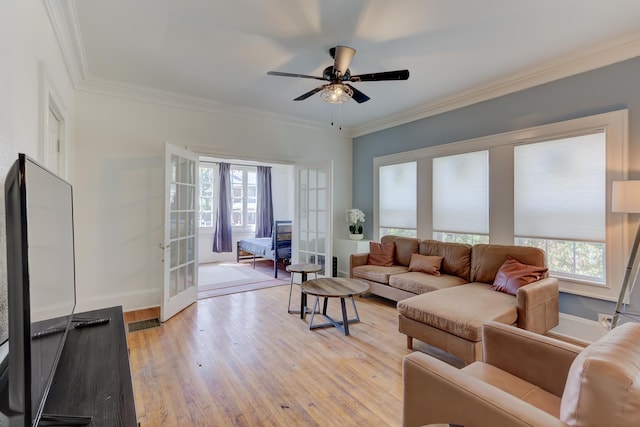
[611,180,640,328]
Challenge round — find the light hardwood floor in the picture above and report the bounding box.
[125,284,456,426]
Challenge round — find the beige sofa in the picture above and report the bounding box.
[402,321,640,427]
[350,236,559,364]
[350,235,473,302]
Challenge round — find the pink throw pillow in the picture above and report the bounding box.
[368,242,395,267]
[491,256,548,295]
[408,253,443,276]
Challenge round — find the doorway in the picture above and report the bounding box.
[196,157,295,297]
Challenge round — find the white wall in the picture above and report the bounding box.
[0,0,74,171]
[0,0,351,316]
[0,0,75,332]
[73,91,352,312]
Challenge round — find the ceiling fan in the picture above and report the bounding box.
[267,45,409,104]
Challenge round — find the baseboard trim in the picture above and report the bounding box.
[550,313,608,344]
[76,288,161,314]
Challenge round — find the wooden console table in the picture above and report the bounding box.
[43,305,137,426]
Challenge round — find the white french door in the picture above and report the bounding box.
[161,143,199,322]
[294,161,333,276]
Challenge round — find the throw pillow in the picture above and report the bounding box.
[491,256,548,295]
[368,242,395,267]
[408,253,443,276]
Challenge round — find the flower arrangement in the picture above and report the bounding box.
[347,208,365,235]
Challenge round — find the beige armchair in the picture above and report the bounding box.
[402,321,640,427]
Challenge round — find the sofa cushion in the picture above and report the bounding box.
[560,322,640,427]
[470,244,546,284]
[491,257,549,296]
[419,240,472,281]
[463,362,561,417]
[381,235,419,266]
[397,283,517,341]
[351,265,409,284]
[368,241,395,266]
[390,272,466,295]
[408,253,443,276]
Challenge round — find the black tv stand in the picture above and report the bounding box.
[39,413,92,426]
[43,306,137,426]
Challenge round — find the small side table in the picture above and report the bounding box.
[286,263,323,319]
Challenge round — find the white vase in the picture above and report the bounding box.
[349,233,364,240]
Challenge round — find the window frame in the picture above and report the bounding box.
[375,160,418,238]
[197,163,258,232]
[373,110,629,301]
[198,162,217,229]
[513,132,607,285]
[231,165,257,231]
[432,150,489,238]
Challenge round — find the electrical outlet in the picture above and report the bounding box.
[598,313,613,330]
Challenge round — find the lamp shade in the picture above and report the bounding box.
[320,84,352,104]
[612,181,640,213]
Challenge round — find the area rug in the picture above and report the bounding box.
[198,262,288,299]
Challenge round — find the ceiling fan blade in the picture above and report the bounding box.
[267,71,324,80]
[345,84,370,103]
[333,45,356,78]
[350,69,410,82]
[293,85,325,101]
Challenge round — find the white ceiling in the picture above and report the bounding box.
[50,0,640,135]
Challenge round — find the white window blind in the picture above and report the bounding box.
[432,151,489,234]
[379,162,417,229]
[514,132,606,242]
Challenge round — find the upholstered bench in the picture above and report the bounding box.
[397,244,559,365]
[398,283,519,365]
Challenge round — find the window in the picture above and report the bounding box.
[231,166,257,228]
[199,163,216,227]
[514,132,606,283]
[515,238,605,282]
[378,162,417,238]
[198,163,257,230]
[434,232,489,245]
[432,151,489,244]
[373,110,628,300]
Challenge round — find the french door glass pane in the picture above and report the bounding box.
[309,189,317,210]
[309,169,316,188]
[170,241,177,267]
[170,183,177,211]
[170,269,178,297]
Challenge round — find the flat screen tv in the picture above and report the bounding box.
[0,154,78,426]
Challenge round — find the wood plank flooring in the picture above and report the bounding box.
[126,285,455,426]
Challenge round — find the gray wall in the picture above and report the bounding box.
[353,57,640,321]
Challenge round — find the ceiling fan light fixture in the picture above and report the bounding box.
[321,84,353,104]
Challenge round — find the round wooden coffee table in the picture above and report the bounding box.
[300,278,369,336]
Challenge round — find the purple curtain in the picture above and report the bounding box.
[255,166,274,238]
[212,162,232,252]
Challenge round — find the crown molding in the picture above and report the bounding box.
[76,77,337,133]
[46,0,333,133]
[351,35,640,137]
[46,1,640,139]
[44,0,89,88]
